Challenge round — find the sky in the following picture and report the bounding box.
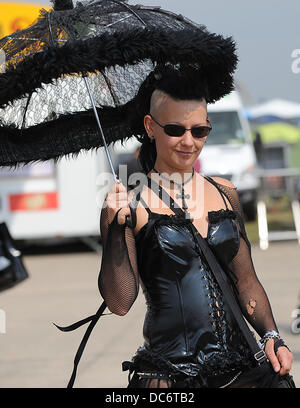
[4,0,300,106]
[127,0,300,106]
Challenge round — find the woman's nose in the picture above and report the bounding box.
[180,129,194,146]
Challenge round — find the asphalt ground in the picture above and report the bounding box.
[0,240,299,388]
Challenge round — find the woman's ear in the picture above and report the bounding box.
[144,114,153,139]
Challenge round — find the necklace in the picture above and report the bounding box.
[152,167,194,218]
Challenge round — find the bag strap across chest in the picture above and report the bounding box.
[135,174,229,217]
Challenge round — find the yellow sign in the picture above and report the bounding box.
[0,3,50,38]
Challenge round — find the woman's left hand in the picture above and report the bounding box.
[265,338,294,375]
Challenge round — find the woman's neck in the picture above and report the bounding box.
[150,163,194,185]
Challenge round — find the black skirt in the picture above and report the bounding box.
[123,347,288,388]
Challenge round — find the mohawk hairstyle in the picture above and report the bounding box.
[128,63,214,174]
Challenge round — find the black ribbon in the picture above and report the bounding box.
[54,301,107,388]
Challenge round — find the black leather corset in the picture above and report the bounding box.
[134,206,246,364]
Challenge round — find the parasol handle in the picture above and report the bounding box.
[82,75,135,229]
[83,76,118,183]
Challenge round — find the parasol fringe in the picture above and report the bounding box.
[0,28,237,109]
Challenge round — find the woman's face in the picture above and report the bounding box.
[144,92,208,174]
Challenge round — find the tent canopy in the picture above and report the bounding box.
[254,122,300,144]
[248,99,300,120]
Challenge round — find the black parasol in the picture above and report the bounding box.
[0,0,238,177]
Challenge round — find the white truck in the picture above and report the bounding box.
[0,149,116,248]
[201,91,260,220]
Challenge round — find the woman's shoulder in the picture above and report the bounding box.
[209,176,237,190]
[203,175,239,211]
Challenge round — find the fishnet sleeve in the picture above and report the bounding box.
[98,192,139,316]
[217,183,278,337]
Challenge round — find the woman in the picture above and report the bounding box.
[98,65,294,388]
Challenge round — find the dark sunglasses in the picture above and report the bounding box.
[149,114,212,138]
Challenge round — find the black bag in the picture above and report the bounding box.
[0,222,29,292]
[277,374,296,388]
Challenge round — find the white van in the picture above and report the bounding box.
[200,91,260,220]
[0,149,115,246]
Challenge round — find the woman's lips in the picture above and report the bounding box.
[176,150,194,157]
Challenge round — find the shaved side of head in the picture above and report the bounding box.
[150,89,206,119]
[149,89,171,118]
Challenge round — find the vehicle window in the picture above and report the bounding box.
[206,111,246,145]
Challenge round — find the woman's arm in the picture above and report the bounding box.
[213,177,293,375]
[212,177,278,335]
[98,183,139,316]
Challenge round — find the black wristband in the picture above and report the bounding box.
[274,338,289,354]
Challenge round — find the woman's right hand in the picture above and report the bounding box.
[105,182,132,226]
